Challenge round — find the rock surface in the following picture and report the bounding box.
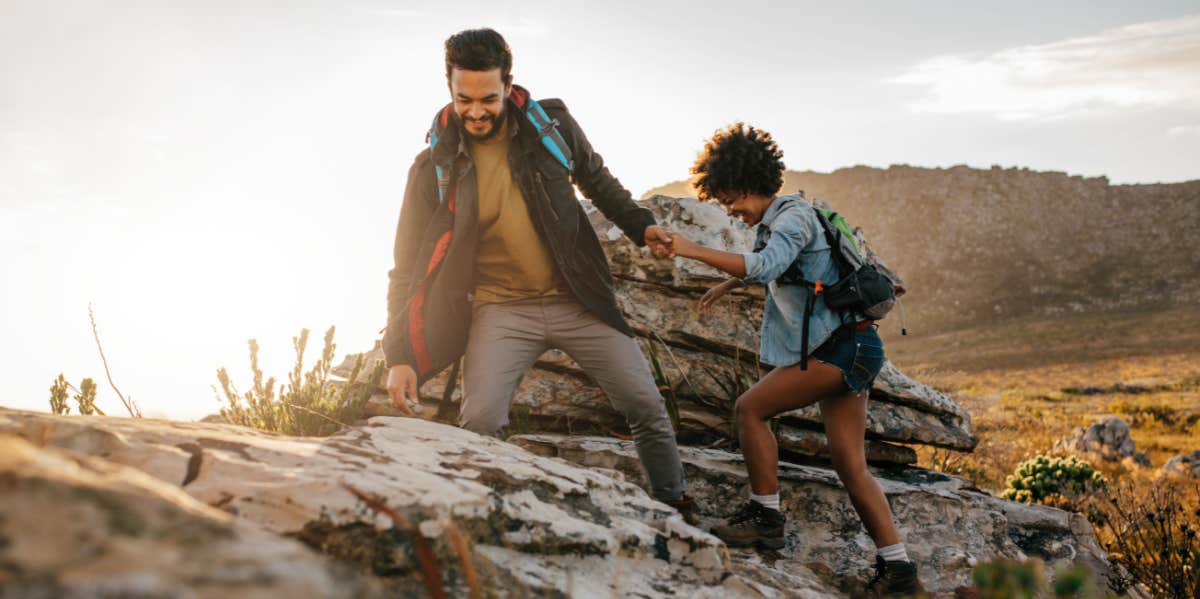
[0,433,382,598]
[1,408,1132,597]
[1163,450,1200,477]
[0,408,743,598]
[341,195,977,463]
[1054,416,1151,466]
[511,434,1125,596]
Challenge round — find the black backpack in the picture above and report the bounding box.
[765,195,901,368]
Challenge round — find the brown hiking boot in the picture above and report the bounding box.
[865,555,926,597]
[665,494,699,525]
[711,500,786,550]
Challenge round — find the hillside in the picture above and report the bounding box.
[644,165,1200,340]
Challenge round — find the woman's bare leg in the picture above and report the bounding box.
[820,390,900,547]
[734,361,847,495]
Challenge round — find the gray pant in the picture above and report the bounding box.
[460,295,686,502]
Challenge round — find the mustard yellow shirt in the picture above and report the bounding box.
[469,125,563,303]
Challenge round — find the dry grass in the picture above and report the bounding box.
[886,305,1200,596]
[884,305,1200,493]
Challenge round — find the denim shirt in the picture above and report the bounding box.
[740,195,849,367]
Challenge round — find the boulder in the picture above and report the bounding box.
[2,406,1138,597]
[511,434,1125,596]
[0,408,743,598]
[1163,450,1200,478]
[339,196,978,464]
[0,433,382,598]
[1054,416,1151,466]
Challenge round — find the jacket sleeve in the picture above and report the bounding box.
[383,150,436,368]
[546,100,656,246]
[741,205,818,286]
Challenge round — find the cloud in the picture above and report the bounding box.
[1167,124,1200,137]
[889,14,1200,120]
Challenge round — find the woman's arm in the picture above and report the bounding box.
[698,277,745,313]
[667,206,817,285]
[669,235,748,278]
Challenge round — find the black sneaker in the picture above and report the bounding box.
[711,500,786,550]
[865,555,925,597]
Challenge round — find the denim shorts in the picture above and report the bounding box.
[810,323,886,394]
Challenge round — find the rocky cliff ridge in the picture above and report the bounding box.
[646,165,1200,334]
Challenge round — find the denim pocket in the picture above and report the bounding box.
[848,329,885,392]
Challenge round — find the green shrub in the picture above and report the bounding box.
[48,374,106,416]
[972,558,1044,598]
[971,559,1105,598]
[214,326,384,437]
[1002,454,1106,506]
[49,374,71,415]
[74,378,100,415]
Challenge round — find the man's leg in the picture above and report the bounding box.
[546,298,685,502]
[460,300,548,436]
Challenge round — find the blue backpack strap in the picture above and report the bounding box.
[427,106,453,205]
[510,86,573,173]
[426,86,573,204]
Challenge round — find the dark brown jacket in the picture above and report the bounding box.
[383,94,655,380]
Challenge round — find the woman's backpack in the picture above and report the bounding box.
[770,194,906,368]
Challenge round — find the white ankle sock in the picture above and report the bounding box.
[750,493,780,511]
[877,543,909,562]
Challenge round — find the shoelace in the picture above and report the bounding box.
[866,556,888,590]
[727,501,760,525]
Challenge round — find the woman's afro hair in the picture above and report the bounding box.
[690,123,785,201]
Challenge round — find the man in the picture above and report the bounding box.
[382,28,693,519]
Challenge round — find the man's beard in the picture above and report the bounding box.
[459,106,506,143]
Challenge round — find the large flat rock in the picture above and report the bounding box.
[510,434,1120,597]
[0,433,382,598]
[0,408,758,598]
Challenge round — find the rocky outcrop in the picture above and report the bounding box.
[511,434,1124,596]
[1054,416,1151,467]
[0,433,383,598]
[1163,450,1200,478]
[0,408,1126,597]
[645,166,1200,334]
[0,408,739,598]
[342,196,976,464]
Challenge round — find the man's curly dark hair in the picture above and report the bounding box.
[690,123,785,202]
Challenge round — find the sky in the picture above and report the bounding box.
[2,1,1198,420]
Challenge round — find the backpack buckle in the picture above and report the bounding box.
[538,118,560,137]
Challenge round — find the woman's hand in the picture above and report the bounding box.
[698,278,744,313]
[660,228,749,278]
[664,230,700,258]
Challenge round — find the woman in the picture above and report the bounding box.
[664,123,923,596]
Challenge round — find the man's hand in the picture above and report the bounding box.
[385,364,419,416]
[643,225,674,259]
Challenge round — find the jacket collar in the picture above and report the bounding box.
[758,193,803,229]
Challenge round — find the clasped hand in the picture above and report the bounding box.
[643,225,698,259]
